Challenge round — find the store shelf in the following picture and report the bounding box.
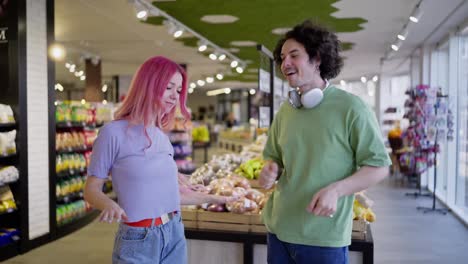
[174,153,192,160]
[55,209,100,240]
[56,192,84,204]
[56,146,92,155]
[0,179,19,187]
[0,240,19,262]
[0,153,18,162]
[56,168,87,178]
[0,208,17,217]
[170,129,187,134]
[0,123,16,132]
[178,167,196,175]
[56,121,87,129]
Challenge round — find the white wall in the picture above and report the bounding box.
[26,0,49,239]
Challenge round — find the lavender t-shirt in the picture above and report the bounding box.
[88,120,180,222]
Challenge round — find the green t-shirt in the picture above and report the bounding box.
[262,86,391,247]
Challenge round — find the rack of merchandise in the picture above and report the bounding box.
[169,114,196,174]
[401,85,441,198]
[52,101,114,238]
[0,105,20,261]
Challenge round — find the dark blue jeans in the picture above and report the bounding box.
[267,233,349,264]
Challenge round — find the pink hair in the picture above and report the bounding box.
[114,56,190,146]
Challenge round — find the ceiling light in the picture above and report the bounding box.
[197,80,205,86]
[190,82,196,89]
[340,80,346,86]
[361,77,367,83]
[198,44,207,52]
[136,10,148,20]
[74,72,80,77]
[102,84,108,92]
[102,100,108,105]
[216,73,224,80]
[206,77,214,83]
[230,40,257,47]
[230,60,238,68]
[200,15,239,24]
[218,54,226,61]
[65,62,71,68]
[397,28,408,41]
[173,29,183,38]
[409,6,422,23]
[372,75,379,82]
[49,44,66,61]
[133,0,247,73]
[209,53,218,60]
[81,99,86,105]
[80,76,86,81]
[236,67,244,74]
[206,88,230,96]
[249,89,256,95]
[271,28,292,35]
[55,83,64,92]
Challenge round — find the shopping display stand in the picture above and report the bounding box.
[416,94,450,215]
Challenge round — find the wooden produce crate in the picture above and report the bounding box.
[249,213,267,233]
[351,219,368,240]
[352,219,368,233]
[197,210,251,232]
[181,208,198,229]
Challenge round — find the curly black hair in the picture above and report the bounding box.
[273,20,344,80]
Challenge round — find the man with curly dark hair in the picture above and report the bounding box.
[259,20,391,263]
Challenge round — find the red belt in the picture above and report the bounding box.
[124,211,178,227]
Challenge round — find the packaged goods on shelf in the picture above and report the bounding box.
[0,104,15,124]
[0,166,19,184]
[0,130,16,156]
[56,200,90,226]
[0,186,17,213]
[0,228,20,247]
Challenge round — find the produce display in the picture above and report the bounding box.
[235,157,264,180]
[192,125,210,143]
[353,192,376,222]
[0,104,15,124]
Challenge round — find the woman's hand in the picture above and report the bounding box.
[99,200,128,223]
[208,194,240,205]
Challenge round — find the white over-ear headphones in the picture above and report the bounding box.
[288,79,330,109]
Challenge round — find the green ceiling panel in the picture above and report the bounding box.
[148,0,366,82]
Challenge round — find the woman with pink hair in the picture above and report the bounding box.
[84,56,232,263]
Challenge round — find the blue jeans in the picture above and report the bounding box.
[112,214,187,264]
[267,233,349,264]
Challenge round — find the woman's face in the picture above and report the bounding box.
[161,72,183,113]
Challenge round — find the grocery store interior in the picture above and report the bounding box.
[0,0,467,263]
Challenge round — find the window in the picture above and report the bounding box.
[456,33,468,216]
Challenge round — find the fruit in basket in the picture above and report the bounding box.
[207,203,226,212]
[235,158,264,179]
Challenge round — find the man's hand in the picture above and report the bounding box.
[307,184,340,218]
[259,161,279,189]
